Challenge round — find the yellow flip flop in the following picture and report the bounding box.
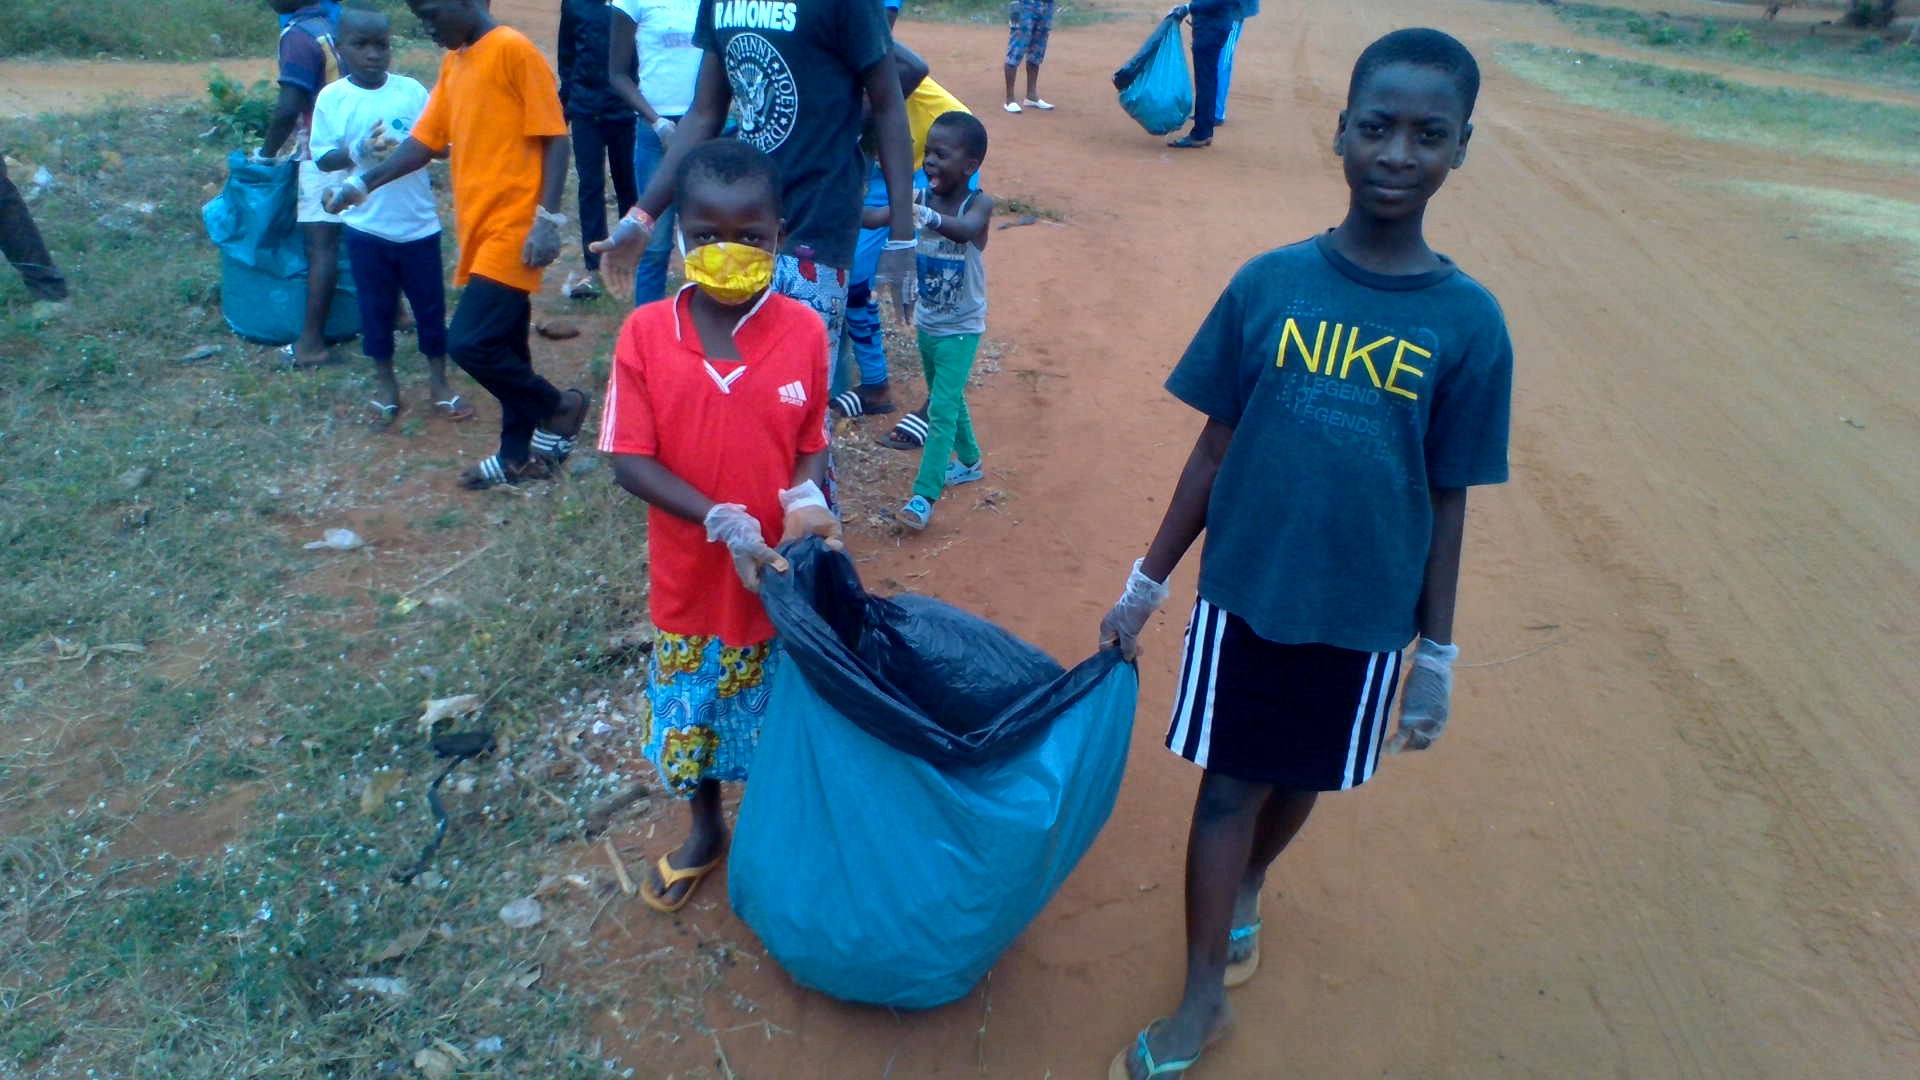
[638,852,722,914]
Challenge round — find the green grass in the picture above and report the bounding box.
[1733,181,1920,279]
[0,76,932,1075]
[0,98,636,1075]
[1496,43,1920,169]
[0,0,415,62]
[1535,2,1920,94]
[909,0,1116,29]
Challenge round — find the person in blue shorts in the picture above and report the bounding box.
[1099,29,1513,1078]
[1002,0,1056,113]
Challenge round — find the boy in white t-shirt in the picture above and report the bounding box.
[311,6,466,424]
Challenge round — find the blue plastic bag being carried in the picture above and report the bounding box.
[1113,16,1193,136]
[202,151,358,345]
[731,539,1137,1010]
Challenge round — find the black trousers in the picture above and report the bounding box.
[0,158,67,302]
[1190,39,1225,142]
[344,228,448,362]
[571,115,638,272]
[447,275,562,464]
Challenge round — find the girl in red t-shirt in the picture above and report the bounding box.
[597,141,839,913]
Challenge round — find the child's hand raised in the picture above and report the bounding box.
[353,120,399,164]
[592,209,653,303]
[777,481,843,552]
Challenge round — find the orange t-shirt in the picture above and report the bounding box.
[411,26,568,293]
[597,287,831,646]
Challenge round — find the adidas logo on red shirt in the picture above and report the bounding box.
[777,381,807,408]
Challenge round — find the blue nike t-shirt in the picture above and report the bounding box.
[1167,233,1514,653]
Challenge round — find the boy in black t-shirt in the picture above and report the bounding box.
[1099,29,1513,1079]
[591,0,918,363]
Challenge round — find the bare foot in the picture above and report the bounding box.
[290,337,337,368]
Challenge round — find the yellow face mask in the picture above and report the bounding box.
[681,241,775,306]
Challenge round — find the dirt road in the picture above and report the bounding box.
[0,58,270,118]
[522,0,1920,1074]
[472,0,1920,1076]
[23,0,1908,1072]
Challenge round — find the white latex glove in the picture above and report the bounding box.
[778,480,843,550]
[352,119,398,163]
[1386,638,1458,753]
[591,208,654,301]
[322,173,369,215]
[875,239,917,322]
[913,203,943,230]
[705,503,789,592]
[651,116,677,141]
[524,206,567,268]
[1099,559,1170,661]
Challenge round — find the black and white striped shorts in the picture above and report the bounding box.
[1165,598,1404,792]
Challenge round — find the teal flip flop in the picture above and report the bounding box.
[1225,919,1262,988]
[1109,1019,1219,1079]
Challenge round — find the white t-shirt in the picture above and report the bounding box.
[309,74,441,244]
[612,0,702,118]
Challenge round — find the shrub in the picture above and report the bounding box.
[206,67,276,142]
[1843,1,1899,30]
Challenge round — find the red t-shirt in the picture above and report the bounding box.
[598,286,831,646]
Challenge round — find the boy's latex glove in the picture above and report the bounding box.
[705,503,789,592]
[651,116,677,141]
[352,120,398,163]
[912,203,943,231]
[524,206,567,268]
[1099,559,1170,661]
[590,207,653,301]
[875,238,917,322]
[1168,5,1190,19]
[777,480,843,550]
[1386,638,1458,753]
[322,174,369,215]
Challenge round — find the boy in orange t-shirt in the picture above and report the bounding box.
[325,0,590,489]
[598,141,839,914]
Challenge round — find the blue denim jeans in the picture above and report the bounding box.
[630,115,682,305]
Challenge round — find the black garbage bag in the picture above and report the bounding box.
[757,537,1123,766]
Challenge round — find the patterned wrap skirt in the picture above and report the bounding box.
[640,632,781,797]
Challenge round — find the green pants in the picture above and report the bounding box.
[914,330,982,502]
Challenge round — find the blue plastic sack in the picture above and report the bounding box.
[731,540,1137,1009]
[1114,16,1194,136]
[202,151,358,345]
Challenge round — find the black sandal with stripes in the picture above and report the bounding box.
[831,385,898,419]
[458,455,549,491]
[880,407,929,451]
